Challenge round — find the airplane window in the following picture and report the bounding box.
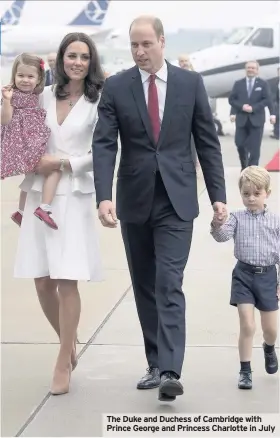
[245,28,273,48]
[225,27,253,44]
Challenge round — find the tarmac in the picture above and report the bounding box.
[1,111,280,437]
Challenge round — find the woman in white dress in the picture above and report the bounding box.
[14,33,104,395]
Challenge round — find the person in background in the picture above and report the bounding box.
[229,60,275,170]
[270,66,279,140]
[178,54,193,71]
[177,54,199,169]
[179,54,225,137]
[45,52,57,86]
[209,97,225,136]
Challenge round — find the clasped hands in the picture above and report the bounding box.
[242,105,276,124]
[212,202,228,228]
[242,104,253,113]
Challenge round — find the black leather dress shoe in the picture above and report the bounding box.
[263,344,278,374]
[238,371,252,389]
[137,367,160,389]
[158,372,183,401]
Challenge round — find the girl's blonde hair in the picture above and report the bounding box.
[239,166,271,192]
[10,53,46,94]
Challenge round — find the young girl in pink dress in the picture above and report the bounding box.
[1,53,61,230]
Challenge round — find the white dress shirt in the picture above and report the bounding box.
[138,61,167,125]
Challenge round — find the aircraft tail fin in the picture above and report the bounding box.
[68,0,110,26]
[1,0,25,25]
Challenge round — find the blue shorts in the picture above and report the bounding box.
[230,261,278,312]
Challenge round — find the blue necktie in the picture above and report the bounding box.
[248,79,253,97]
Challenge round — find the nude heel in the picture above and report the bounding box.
[50,365,72,395]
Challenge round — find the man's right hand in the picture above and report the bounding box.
[98,200,118,228]
[242,104,252,113]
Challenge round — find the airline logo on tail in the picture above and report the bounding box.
[69,0,110,26]
[1,0,25,25]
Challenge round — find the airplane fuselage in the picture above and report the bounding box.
[1,25,105,55]
[190,22,279,98]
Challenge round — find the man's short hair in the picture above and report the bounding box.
[245,60,259,68]
[129,16,164,39]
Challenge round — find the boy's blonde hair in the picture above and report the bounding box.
[11,53,46,94]
[239,166,271,192]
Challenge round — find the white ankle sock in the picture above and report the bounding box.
[18,209,24,215]
[40,204,52,212]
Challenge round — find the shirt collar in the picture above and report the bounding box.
[139,61,168,84]
[246,204,268,216]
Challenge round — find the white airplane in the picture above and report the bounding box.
[1,0,113,56]
[187,20,280,98]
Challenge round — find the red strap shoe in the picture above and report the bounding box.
[34,207,58,230]
[11,211,23,227]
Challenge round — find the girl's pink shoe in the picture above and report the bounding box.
[34,207,58,230]
[11,211,23,227]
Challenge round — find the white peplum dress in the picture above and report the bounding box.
[14,86,103,281]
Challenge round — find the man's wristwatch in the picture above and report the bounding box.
[59,159,65,172]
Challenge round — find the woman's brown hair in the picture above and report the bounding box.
[55,32,105,103]
[10,53,46,94]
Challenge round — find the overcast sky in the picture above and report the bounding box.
[0,0,278,31]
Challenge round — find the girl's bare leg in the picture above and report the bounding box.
[41,170,61,206]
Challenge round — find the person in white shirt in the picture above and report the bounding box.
[14,32,104,395]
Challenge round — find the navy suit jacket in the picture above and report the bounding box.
[45,69,53,87]
[92,62,226,223]
[229,77,274,127]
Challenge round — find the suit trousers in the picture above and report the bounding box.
[274,103,279,138]
[121,172,193,377]
[235,119,263,169]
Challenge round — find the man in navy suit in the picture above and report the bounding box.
[229,61,275,169]
[92,16,227,402]
[45,52,57,86]
[270,66,279,140]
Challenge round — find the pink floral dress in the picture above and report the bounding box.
[1,89,51,179]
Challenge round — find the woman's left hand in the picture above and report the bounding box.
[35,155,60,176]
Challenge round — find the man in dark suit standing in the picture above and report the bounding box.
[45,52,57,86]
[92,16,227,402]
[270,66,279,140]
[229,60,275,169]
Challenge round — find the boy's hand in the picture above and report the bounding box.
[212,202,227,226]
[277,285,280,300]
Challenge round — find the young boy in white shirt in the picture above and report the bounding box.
[211,166,279,389]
